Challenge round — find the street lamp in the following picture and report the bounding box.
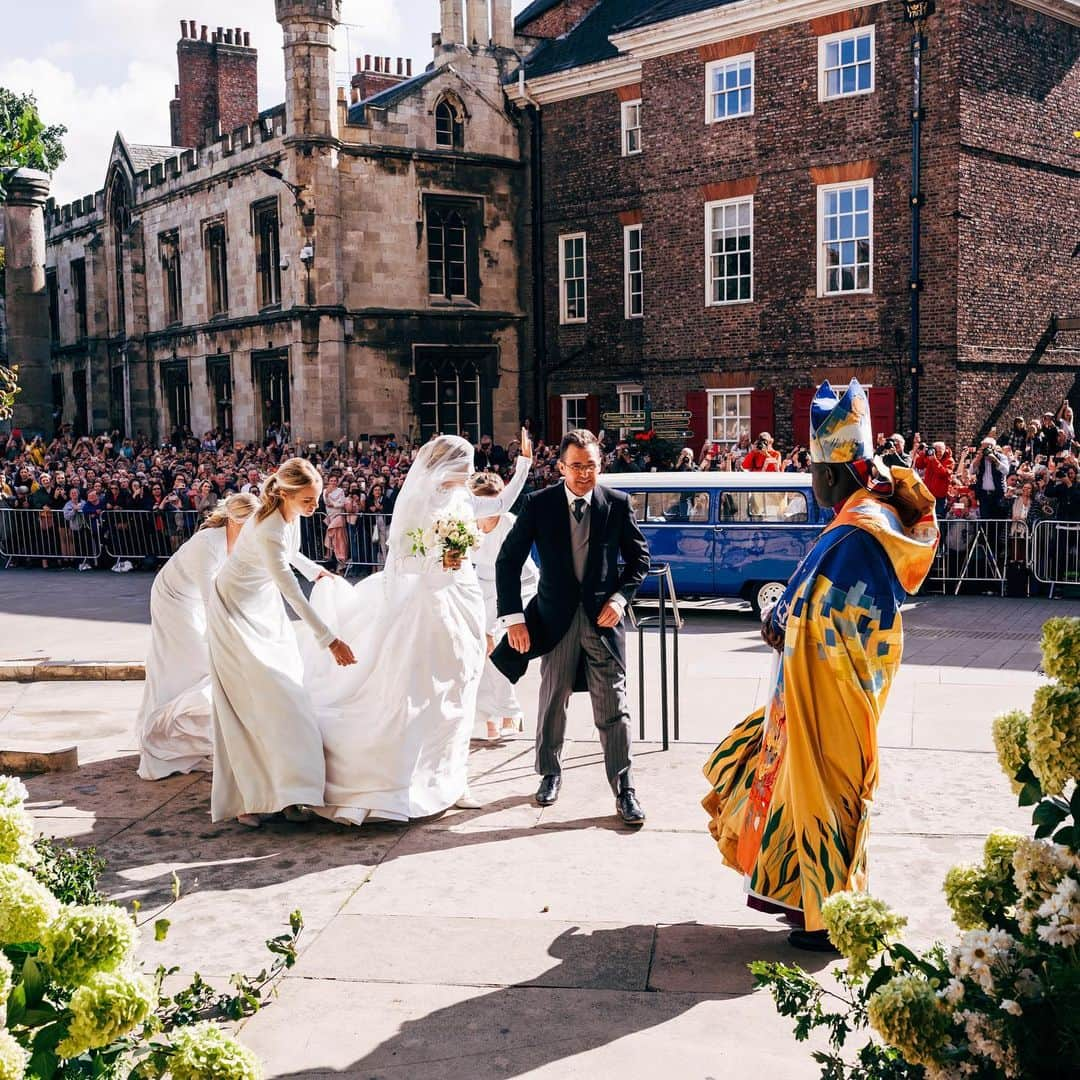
[903,0,934,437]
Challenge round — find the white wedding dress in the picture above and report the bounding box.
[207,510,336,822]
[474,512,539,730]
[301,436,492,825]
[137,526,227,780]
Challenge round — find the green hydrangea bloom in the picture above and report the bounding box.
[983,830,1023,883]
[0,804,35,866]
[944,863,989,930]
[1027,683,1080,796]
[56,970,153,1060]
[1040,617,1080,685]
[0,863,60,945]
[0,1030,28,1080]
[168,1022,262,1080]
[0,775,28,809]
[821,892,908,977]
[867,973,950,1067]
[41,904,138,987]
[992,710,1030,794]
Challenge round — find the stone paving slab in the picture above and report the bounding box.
[239,978,823,1079]
[293,914,657,992]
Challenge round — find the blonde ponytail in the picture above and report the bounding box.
[202,492,259,530]
[256,457,321,523]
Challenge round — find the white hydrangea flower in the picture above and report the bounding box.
[950,929,1015,993]
[940,978,965,1006]
[0,776,28,809]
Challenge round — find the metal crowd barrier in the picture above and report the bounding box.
[299,511,389,576]
[101,509,201,562]
[0,507,101,565]
[928,517,1018,596]
[1030,518,1080,596]
[629,563,683,750]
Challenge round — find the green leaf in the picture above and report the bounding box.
[171,872,182,900]
[1053,824,1076,848]
[154,918,171,942]
[1070,784,1080,824]
[26,1048,58,1080]
[6,980,26,1026]
[1019,780,1043,807]
[1033,800,1069,830]
[864,963,895,996]
[22,955,45,1007]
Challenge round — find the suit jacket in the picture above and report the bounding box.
[491,481,650,684]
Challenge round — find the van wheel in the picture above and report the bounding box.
[750,581,786,618]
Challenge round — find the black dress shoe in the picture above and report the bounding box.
[535,774,561,806]
[615,780,645,827]
[787,929,840,954]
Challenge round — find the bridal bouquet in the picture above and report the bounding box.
[408,517,481,570]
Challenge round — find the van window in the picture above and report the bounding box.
[719,490,809,524]
[635,490,711,524]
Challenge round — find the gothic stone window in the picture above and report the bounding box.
[159,229,183,326]
[415,349,492,444]
[426,197,480,303]
[206,355,233,440]
[71,257,88,340]
[161,359,191,432]
[434,97,464,149]
[109,171,131,332]
[253,198,282,309]
[203,217,229,317]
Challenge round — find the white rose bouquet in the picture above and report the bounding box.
[408,516,481,570]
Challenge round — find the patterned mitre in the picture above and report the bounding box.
[809,379,874,465]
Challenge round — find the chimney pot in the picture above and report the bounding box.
[216,26,223,41]
[406,58,413,76]
[356,57,362,73]
[384,55,391,72]
[337,86,346,103]
[200,24,207,41]
[180,19,188,37]
[350,86,359,103]
[235,27,242,42]
[397,57,403,75]
[225,29,233,44]
[374,56,381,72]
[243,31,250,46]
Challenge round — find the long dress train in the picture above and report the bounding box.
[208,511,336,822]
[137,527,226,780]
[300,437,487,824]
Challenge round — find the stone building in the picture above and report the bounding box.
[38,0,531,446]
[509,0,1080,451]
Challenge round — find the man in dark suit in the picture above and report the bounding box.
[493,429,651,825]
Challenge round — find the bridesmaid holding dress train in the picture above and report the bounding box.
[207,457,356,827]
[137,492,258,781]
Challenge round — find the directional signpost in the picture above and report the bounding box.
[601,404,695,444]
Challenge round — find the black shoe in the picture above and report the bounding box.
[535,774,561,806]
[787,929,840,954]
[615,777,645,827]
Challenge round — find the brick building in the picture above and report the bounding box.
[39,0,530,447]
[508,0,1080,452]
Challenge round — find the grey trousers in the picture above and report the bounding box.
[536,605,633,793]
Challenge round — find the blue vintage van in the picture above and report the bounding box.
[599,471,831,614]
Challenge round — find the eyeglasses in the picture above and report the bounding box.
[564,463,598,475]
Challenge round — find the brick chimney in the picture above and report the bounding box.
[350,55,413,102]
[170,20,258,148]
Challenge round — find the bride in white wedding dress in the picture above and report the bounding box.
[303,435,498,825]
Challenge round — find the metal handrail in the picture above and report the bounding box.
[630,563,681,750]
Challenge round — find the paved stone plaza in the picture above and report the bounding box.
[2,569,1077,1078]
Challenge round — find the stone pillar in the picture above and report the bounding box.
[275,0,342,141]
[466,0,488,45]
[490,0,513,47]
[3,169,53,437]
[440,0,464,45]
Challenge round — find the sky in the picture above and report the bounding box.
[0,0,533,205]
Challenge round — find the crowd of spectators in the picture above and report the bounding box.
[1,397,1076,578]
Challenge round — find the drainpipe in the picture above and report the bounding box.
[519,69,545,436]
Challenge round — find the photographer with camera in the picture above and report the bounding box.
[743,431,782,472]
[914,440,954,518]
[972,437,1009,520]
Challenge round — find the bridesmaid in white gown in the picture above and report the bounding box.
[303,435,520,825]
[137,493,258,780]
[469,471,539,742]
[208,458,357,827]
